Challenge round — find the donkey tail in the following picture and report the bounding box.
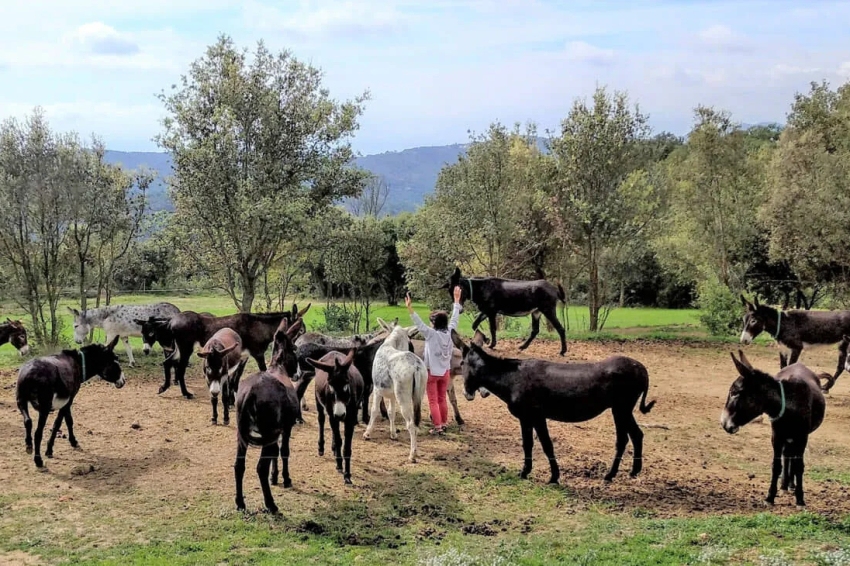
[412,362,426,428]
[556,283,566,303]
[638,364,656,414]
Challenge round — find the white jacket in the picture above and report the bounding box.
[411,303,461,376]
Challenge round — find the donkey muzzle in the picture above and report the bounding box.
[464,390,476,401]
[115,373,126,389]
[18,344,30,356]
[142,343,151,355]
[720,409,739,434]
[739,331,753,345]
[333,401,346,418]
[209,380,221,396]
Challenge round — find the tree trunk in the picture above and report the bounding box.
[588,240,600,332]
[79,259,87,312]
[619,281,625,308]
[240,273,256,313]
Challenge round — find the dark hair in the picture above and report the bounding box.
[429,310,449,331]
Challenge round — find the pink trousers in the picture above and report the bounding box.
[426,371,450,428]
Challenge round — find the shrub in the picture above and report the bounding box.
[321,304,355,333]
[697,279,742,337]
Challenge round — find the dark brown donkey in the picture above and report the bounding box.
[16,336,125,468]
[234,318,304,514]
[197,328,249,426]
[740,295,850,391]
[722,350,825,507]
[444,267,567,355]
[307,350,364,485]
[0,319,30,356]
[452,330,655,484]
[159,304,310,399]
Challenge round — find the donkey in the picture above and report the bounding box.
[452,330,655,484]
[234,318,304,514]
[444,267,567,356]
[69,302,180,366]
[0,319,30,356]
[410,338,464,425]
[363,323,427,463]
[16,336,125,468]
[197,328,249,426]
[159,304,310,399]
[722,350,825,507]
[307,350,364,484]
[295,331,375,349]
[740,295,850,391]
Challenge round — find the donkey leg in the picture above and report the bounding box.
[605,414,629,482]
[363,391,382,440]
[397,398,418,463]
[176,359,194,399]
[794,437,809,507]
[234,440,248,511]
[380,397,389,420]
[470,312,487,331]
[626,413,645,478]
[65,407,78,448]
[765,433,783,505]
[519,419,534,479]
[361,381,373,424]
[518,312,541,351]
[789,349,802,365]
[487,314,498,350]
[317,401,326,456]
[158,356,174,394]
[18,401,33,453]
[45,406,68,458]
[33,409,50,468]
[828,342,848,391]
[387,396,399,440]
[257,443,279,514]
[280,429,293,488]
[343,415,356,484]
[543,308,568,356]
[253,353,267,372]
[331,416,344,473]
[779,352,788,369]
[447,376,464,425]
[781,442,792,491]
[122,336,135,367]
[533,419,559,484]
[210,395,219,425]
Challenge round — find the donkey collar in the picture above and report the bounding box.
[80,350,87,380]
[773,311,782,340]
[770,380,786,422]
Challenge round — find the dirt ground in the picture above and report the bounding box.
[3,337,850,534]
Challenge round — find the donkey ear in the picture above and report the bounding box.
[297,303,311,318]
[67,307,80,317]
[286,318,304,339]
[133,319,147,326]
[450,330,469,356]
[405,325,419,338]
[341,349,355,367]
[753,297,761,309]
[740,294,751,309]
[106,335,120,351]
[453,267,461,278]
[375,317,389,331]
[306,358,336,374]
[737,349,754,370]
[730,351,752,377]
[196,349,209,358]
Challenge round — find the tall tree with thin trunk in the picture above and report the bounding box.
[158,35,369,311]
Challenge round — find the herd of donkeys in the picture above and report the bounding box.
[6,270,850,512]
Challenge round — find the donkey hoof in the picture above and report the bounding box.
[283,478,293,489]
[223,419,230,426]
[764,497,776,506]
[157,386,168,394]
[518,344,528,351]
[318,449,324,457]
[210,419,217,426]
[34,456,44,468]
[547,477,559,485]
[25,446,33,454]
[603,475,614,483]
[265,504,280,515]
[796,500,806,508]
[344,477,352,485]
[46,451,53,459]
[183,393,194,400]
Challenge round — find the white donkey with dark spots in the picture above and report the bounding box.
[363,320,426,462]
[69,302,180,366]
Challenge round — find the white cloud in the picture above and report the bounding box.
[563,41,615,66]
[244,0,407,38]
[697,24,753,53]
[65,22,139,56]
[838,62,850,78]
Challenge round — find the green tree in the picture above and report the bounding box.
[547,87,655,331]
[157,35,369,311]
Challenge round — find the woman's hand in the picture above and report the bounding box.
[405,292,413,312]
[453,286,462,304]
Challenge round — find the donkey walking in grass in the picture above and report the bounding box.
[740,295,850,391]
[722,350,825,507]
[197,328,249,425]
[69,302,180,366]
[0,319,30,356]
[453,330,655,484]
[234,318,303,514]
[16,336,126,468]
[444,267,568,356]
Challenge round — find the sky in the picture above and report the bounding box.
[0,0,848,155]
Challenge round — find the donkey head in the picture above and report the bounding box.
[739,295,775,344]
[135,317,171,354]
[81,335,125,388]
[721,350,774,434]
[68,308,91,345]
[271,318,304,377]
[5,318,29,355]
[197,343,238,397]
[308,350,356,418]
[451,330,491,401]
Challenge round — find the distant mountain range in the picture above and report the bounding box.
[104,144,472,214]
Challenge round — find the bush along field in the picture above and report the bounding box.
[3,295,850,565]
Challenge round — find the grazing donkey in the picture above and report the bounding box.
[307,350,364,484]
[69,302,180,366]
[295,331,375,349]
[452,330,655,484]
[740,295,850,391]
[197,328,249,425]
[0,319,30,356]
[444,267,567,355]
[234,318,304,514]
[722,350,825,507]
[411,338,464,425]
[159,304,310,399]
[16,336,125,468]
[363,322,426,463]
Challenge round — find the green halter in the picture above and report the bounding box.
[770,380,786,422]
